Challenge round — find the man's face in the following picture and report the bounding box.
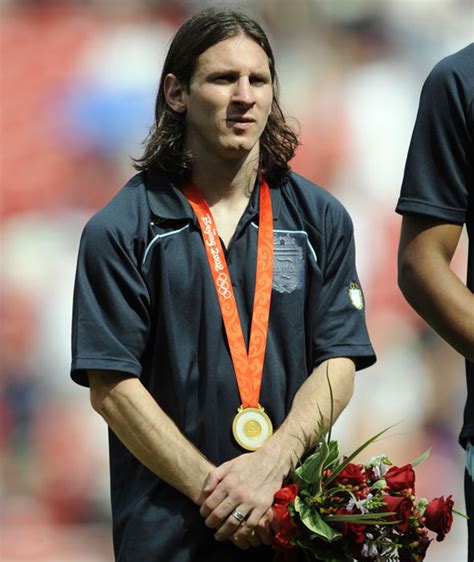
[182,34,273,162]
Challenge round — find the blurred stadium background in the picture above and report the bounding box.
[1,0,473,560]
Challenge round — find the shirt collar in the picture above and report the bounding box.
[245,176,282,222]
[144,167,282,221]
[145,168,194,221]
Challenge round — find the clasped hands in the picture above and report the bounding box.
[198,449,285,550]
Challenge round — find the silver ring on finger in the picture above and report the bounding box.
[231,509,246,523]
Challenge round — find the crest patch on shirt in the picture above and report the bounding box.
[348,281,364,310]
[273,233,305,293]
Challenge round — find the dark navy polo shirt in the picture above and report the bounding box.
[71,168,376,561]
[396,43,474,447]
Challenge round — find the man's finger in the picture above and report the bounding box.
[205,497,245,529]
[244,529,262,547]
[203,468,222,494]
[230,535,250,551]
[267,508,280,532]
[199,487,228,518]
[233,526,263,548]
[242,502,267,531]
[214,507,251,541]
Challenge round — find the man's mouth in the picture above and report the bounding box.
[226,116,256,128]
[227,115,255,122]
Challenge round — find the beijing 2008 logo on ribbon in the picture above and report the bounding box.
[216,272,232,299]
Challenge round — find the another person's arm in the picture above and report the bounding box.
[200,356,355,542]
[88,370,213,505]
[398,215,474,362]
[396,48,474,361]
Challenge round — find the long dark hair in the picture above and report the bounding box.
[133,9,299,184]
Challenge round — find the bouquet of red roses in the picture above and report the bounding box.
[272,422,464,561]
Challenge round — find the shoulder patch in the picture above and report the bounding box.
[348,281,364,310]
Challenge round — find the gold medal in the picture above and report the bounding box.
[232,405,273,451]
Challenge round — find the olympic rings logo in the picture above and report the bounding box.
[216,272,232,299]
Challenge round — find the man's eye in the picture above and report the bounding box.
[250,76,270,86]
[214,74,235,83]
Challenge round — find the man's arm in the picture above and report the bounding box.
[88,370,212,505]
[398,215,474,362]
[200,357,355,541]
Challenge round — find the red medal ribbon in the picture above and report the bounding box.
[182,178,273,408]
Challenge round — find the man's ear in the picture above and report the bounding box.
[164,74,187,114]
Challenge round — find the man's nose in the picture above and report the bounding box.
[232,77,255,105]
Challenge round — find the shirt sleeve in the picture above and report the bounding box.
[396,52,474,223]
[311,202,376,371]
[71,214,152,387]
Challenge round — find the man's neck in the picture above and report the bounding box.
[190,150,259,207]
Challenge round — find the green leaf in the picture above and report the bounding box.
[323,423,400,488]
[327,516,401,527]
[326,364,334,445]
[294,495,310,516]
[294,464,305,482]
[326,512,397,522]
[294,495,307,511]
[416,497,428,517]
[303,512,343,542]
[300,440,329,495]
[411,448,431,468]
[294,497,342,542]
[324,484,351,497]
[370,478,387,490]
[323,440,340,471]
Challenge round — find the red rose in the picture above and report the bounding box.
[344,522,366,544]
[424,495,454,542]
[273,503,289,521]
[273,505,298,551]
[364,467,378,484]
[382,495,413,532]
[385,464,416,493]
[274,484,299,506]
[333,509,366,544]
[273,485,299,551]
[333,463,365,486]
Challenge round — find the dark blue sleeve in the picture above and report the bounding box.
[311,202,376,371]
[71,214,152,386]
[396,46,474,222]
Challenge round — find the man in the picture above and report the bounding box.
[396,44,474,561]
[71,9,375,561]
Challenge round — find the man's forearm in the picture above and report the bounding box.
[88,371,213,505]
[399,260,474,361]
[260,357,355,477]
[398,242,474,363]
[398,217,474,363]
